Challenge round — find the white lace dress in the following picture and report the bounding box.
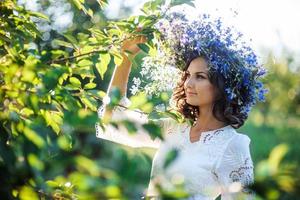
[95,98,254,200]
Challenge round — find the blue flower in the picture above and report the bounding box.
[258,88,268,102]
[225,88,236,101]
[156,12,268,115]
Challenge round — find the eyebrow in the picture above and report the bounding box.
[186,71,208,75]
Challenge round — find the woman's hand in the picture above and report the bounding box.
[121,35,147,57]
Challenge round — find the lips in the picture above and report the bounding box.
[186,91,197,95]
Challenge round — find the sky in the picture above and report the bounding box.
[190,0,300,53]
[105,0,300,55]
[19,0,300,58]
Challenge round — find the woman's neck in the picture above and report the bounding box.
[193,105,225,131]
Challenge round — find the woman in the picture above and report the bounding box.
[96,14,266,200]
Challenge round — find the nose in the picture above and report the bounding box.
[184,76,194,90]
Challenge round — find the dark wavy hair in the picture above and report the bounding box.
[172,54,248,129]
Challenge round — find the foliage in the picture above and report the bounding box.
[0,0,194,199]
[240,49,300,199]
[252,144,300,199]
[1,0,300,199]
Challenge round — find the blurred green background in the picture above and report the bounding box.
[0,0,299,199]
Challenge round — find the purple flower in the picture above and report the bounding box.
[156,11,268,114]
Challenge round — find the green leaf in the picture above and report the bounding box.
[163,148,179,169]
[41,110,63,134]
[87,8,93,17]
[58,72,69,85]
[122,120,138,134]
[23,21,42,38]
[72,66,95,79]
[87,90,106,99]
[69,77,81,88]
[142,0,166,14]
[64,34,78,46]
[268,144,289,174]
[107,87,122,108]
[57,134,73,151]
[163,110,185,123]
[142,122,162,140]
[170,0,195,7]
[0,33,11,42]
[20,108,34,117]
[52,39,74,49]
[142,2,152,14]
[96,53,111,80]
[78,59,93,67]
[4,45,19,61]
[84,82,97,89]
[112,52,123,66]
[23,127,45,148]
[97,0,108,8]
[46,180,60,188]
[51,50,68,59]
[137,43,150,53]
[80,94,97,111]
[43,67,67,90]
[75,156,100,176]
[21,68,36,82]
[72,0,85,11]
[28,154,44,170]
[19,186,39,200]
[129,92,148,109]
[27,11,50,21]
[77,32,89,41]
[71,0,93,17]
[89,28,107,40]
[64,84,80,91]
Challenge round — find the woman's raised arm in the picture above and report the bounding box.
[102,36,146,121]
[96,35,177,149]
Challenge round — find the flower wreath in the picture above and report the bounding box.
[153,12,268,115]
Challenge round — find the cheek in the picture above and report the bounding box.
[196,83,216,100]
[183,80,187,89]
[183,77,190,88]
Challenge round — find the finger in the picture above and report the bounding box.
[137,35,146,43]
[141,36,147,43]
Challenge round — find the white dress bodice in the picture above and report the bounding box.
[147,122,254,200]
[96,98,254,199]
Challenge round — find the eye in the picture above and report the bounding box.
[196,74,205,79]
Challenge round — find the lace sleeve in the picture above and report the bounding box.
[95,96,174,149]
[215,134,255,200]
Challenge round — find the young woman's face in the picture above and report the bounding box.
[184,57,217,108]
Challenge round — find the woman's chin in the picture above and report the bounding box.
[186,100,199,107]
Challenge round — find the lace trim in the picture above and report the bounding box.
[182,124,234,145]
[203,129,224,143]
[229,157,254,194]
[211,170,219,180]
